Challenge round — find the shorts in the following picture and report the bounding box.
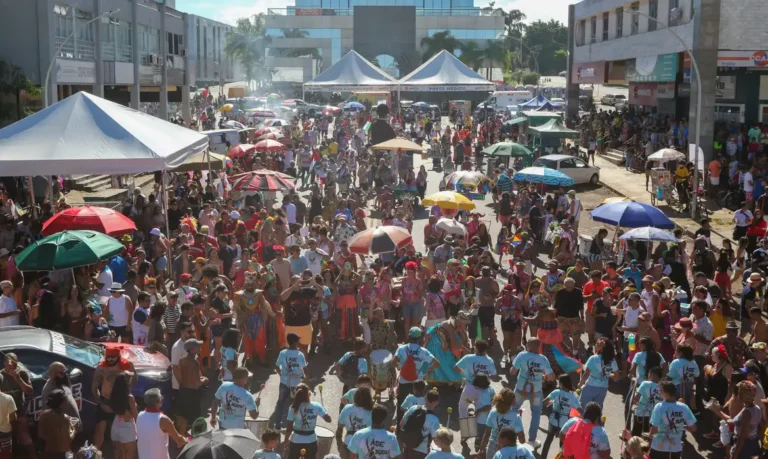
[112,325,130,339]
[557,317,584,337]
[501,317,521,333]
[285,325,313,347]
[402,301,424,319]
[96,400,116,423]
[155,255,168,271]
[478,306,496,328]
[499,215,511,224]
[176,388,202,422]
[731,437,760,458]
[111,416,137,443]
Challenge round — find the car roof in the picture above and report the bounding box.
[540,154,578,161]
[0,326,52,351]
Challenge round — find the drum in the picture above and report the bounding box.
[245,418,270,440]
[315,426,334,459]
[459,416,478,439]
[370,349,393,392]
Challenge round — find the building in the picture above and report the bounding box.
[0,0,237,122]
[264,0,505,86]
[566,0,768,161]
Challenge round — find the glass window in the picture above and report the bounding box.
[602,12,608,40]
[631,2,639,35]
[649,0,658,31]
[559,159,576,169]
[75,9,94,43]
[577,20,585,45]
[590,16,596,43]
[616,8,623,38]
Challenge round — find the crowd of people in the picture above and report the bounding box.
[0,97,765,459]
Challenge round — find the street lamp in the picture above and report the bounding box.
[44,9,119,107]
[505,35,540,94]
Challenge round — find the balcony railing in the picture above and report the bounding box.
[267,7,500,16]
[101,42,133,62]
[55,36,95,60]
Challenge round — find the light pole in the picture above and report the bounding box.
[505,35,540,94]
[44,9,118,107]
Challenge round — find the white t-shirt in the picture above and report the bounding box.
[303,249,325,276]
[171,339,188,390]
[0,392,16,433]
[569,198,582,222]
[0,295,20,327]
[735,209,753,227]
[623,306,641,338]
[284,149,294,169]
[744,171,755,192]
[97,268,113,297]
[284,203,297,225]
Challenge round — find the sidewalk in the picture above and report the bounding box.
[593,154,735,250]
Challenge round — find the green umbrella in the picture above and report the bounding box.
[16,230,124,271]
[482,141,533,158]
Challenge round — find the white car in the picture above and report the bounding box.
[600,94,626,106]
[533,154,600,185]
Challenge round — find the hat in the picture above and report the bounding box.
[726,321,739,330]
[121,235,132,242]
[0,249,9,258]
[443,236,455,243]
[108,282,125,293]
[149,228,162,237]
[408,327,422,338]
[230,211,241,219]
[567,190,576,196]
[503,284,516,292]
[674,317,693,329]
[642,275,654,282]
[184,338,204,352]
[749,273,764,284]
[200,225,209,233]
[180,273,192,282]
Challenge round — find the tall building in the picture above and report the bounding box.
[264,0,505,85]
[566,0,768,161]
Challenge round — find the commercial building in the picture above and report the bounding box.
[0,0,237,122]
[264,0,505,86]
[566,0,768,160]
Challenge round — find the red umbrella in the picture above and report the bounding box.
[253,127,279,137]
[41,206,136,237]
[253,139,286,152]
[348,226,412,255]
[227,144,257,158]
[230,169,296,192]
[257,132,285,141]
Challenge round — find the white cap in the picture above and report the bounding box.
[149,228,162,236]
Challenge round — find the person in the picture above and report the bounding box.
[709,379,762,459]
[335,338,369,397]
[400,390,441,459]
[281,272,324,354]
[455,339,497,419]
[423,312,471,385]
[554,278,585,356]
[668,343,699,407]
[220,329,240,382]
[492,427,534,459]
[338,387,374,459]
[0,281,20,328]
[0,374,15,459]
[137,389,187,459]
[393,327,439,422]
[648,380,697,459]
[109,372,137,459]
[690,299,713,412]
[254,429,282,459]
[284,384,332,459]
[541,375,580,459]
[423,428,463,459]
[631,365,663,437]
[234,272,274,366]
[509,338,554,449]
[348,404,401,459]
[176,338,208,435]
[104,283,133,343]
[38,389,77,459]
[211,367,259,429]
[92,346,136,449]
[702,344,734,442]
[497,284,524,361]
[41,362,79,425]
[577,338,619,409]
[477,388,525,459]
[274,333,309,430]
[559,402,611,459]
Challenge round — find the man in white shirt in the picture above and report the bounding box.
[171,321,195,392]
[0,375,17,447]
[283,196,297,225]
[0,281,20,327]
[95,261,113,298]
[567,190,583,238]
[733,200,754,240]
[745,168,755,203]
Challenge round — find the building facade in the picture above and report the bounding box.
[567,0,768,160]
[264,0,505,85]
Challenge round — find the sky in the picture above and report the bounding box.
[176,0,572,26]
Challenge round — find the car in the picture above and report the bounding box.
[533,154,600,185]
[322,105,341,116]
[263,118,291,128]
[600,94,626,106]
[0,326,172,432]
[551,98,566,107]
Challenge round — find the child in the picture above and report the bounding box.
[648,380,696,457]
[492,427,535,459]
[541,375,581,459]
[425,428,463,459]
[220,328,240,382]
[623,436,650,459]
[668,343,699,407]
[473,374,495,451]
[478,388,525,459]
[578,339,620,409]
[631,366,663,436]
[253,429,281,459]
[341,375,373,408]
[335,338,370,396]
[401,391,441,459]
[400,380,426,413]
[274,333,308,429]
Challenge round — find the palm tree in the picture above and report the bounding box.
[420,31,459,61]
[483,40,506,80]
[458,42,485,72]
[0,60,38,121]
[396,49,423,76]
[504,9,527,68]
[225,14,269,90]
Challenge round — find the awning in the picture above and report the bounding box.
[504,117,527,126]
[303,50,397,93]
[398,50,495,92]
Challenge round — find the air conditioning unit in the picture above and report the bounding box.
[180,49,188,57]
[669,8,683,23]
[149,54,160,65]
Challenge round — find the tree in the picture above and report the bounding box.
[0,60,39,121]
[483,40,506,80]
[396,49,423,76]
[225,14,269,90]
[420,31,459,61]
[458,42,485,72]
[522,20,568,75]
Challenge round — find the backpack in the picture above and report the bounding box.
[562,419,595,459]
[400,346,419,382]
[401,406,429,449]
[339,353,361,385]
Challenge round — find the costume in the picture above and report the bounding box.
[336,273,358,340]
[235,272,273,362]
[425,320,465,385]
[536,309,582,376]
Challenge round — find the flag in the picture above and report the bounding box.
[511,234,523,247]
[363,119,372,131]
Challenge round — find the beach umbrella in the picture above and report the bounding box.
[348,226,413,255]
[253,139,286,152]
[42,206,136,237]
[647,148,685,162]
[16,230,124,271]
[412,101,430,108]
[177,429,259,459]
[513,167,575,187]
[619,226,680,242]
[227,144,257,159]
[257,131,285,141]
[421,191,476,211]
[440,171,493,192]
[370,138,424,152]
[482,142,533,158]
[436,218,467,237]
[343,102,365,110]
[230,169,296,192]
[589,200,675,229]
[253,127,279,137]
[219,104,234,112]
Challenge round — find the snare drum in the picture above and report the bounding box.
[245,418,270,440]
[370,349,393,392]
[315,426,334,459]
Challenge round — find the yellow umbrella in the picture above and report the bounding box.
[422,191,476,210]
[370,137,424,152]
[219,104,234,112]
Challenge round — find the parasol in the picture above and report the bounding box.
[253,139,286,152]
[177,429,259,459]
[589,200,675,229]
[348,226,413,255]
[227,144,256,159]
[370,138,425,152]
[16,230,124,271]
[421,191,476,211]
[647,148,686,163]
[513,167,575,186]
[230,169,296,192]
[42,206,136,237]
[619,226,680,242]
[436,218,467,237]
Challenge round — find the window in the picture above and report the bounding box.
[574,159,587,168]
[602,13,609,40]
[167,32,183,55]
[560,159,576,169]
[649,0,658,31]
[616,8,623,38]
[631,2,639,35]
[577,19,585,45]
[590,17,596,43]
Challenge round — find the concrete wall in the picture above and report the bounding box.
[718,0,768,50]
[688,0,720,163]
[353,6,416,72]
[0,0,44,83]
[269,38,334,70]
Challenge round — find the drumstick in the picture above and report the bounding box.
[446,407,453,427]
[318,384,324,407]
[256,383,265,402]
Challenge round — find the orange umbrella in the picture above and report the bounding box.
[254,139,286,152]
[227,144,257,158]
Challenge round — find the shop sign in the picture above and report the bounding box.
[55,59,95,84]
[571,61,606,84]
[295,8,336,15]
[628,82,658,106]
[716,76,737,100]
[657,82,676,99]
[683,52,691,84]
[717,50,768,68]
[626,53,678,82]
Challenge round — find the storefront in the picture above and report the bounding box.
[625,53,678,115]
[716,50,768,124]
[54,58,95,101]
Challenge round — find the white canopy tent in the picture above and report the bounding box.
[303,50,397,94]
[0,91,208,176]
[398,50,495,92]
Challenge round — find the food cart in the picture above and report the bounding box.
[649,167,676,206]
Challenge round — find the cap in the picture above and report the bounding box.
[184,338,204,352]
[726,321,739,330]
[230,211,241,219]
[149,228,162,236]
[109,282,125,292]
[180,273,192,282]
[408,327,422,338]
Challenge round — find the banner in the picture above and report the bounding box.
[626,53,678,82]
[717,50,768,68]
[716,76,737,100]
[628,82,658,106]
[295,8,336,15]
[55,59,95,84]
[656,82,676,99]
[400,84,496,92]
[571,61,606,84]
[683,52,691,84]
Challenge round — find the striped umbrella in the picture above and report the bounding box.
[253,127,279,137]
[227,144,256,159]
[348,226,413,255]
[257,131,285,141]
[513,167,575,186]
[230,169,296,192]
[253,139,286,152]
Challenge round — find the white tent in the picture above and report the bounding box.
[303,50,397,93]
[398,50,495,92]
[0,92,208,176]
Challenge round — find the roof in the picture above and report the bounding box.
[303,50,397,92]
[0,326,52,352]
[518,94,553,108]
[536,154,573,161]
[521,111,562,118]
[528,119,579,138]
[399,50,495,92]
[504,117,527,126]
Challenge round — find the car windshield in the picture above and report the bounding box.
[63,335,104,367]
[615,95,626,99]
[533,158,557,169]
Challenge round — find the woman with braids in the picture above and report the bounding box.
[577,338,619,409]
[702,344,734,445]
[283,384,332,459]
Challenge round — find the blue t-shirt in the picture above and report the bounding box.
[289,256,309,276]
[624,267,643,290]
[109,256,127,284]
[476,387,496,424]
[287,401,328,443]
[339,405,372,444]
[425,452,464,459]
[485,408,524,443]
[585,355,618,388]
[214,382,258,429]
[455,354,497,383]
[631,352,666,385]
[253,450,280,459]
[221,346,238,382]
[400,394,425,411]
[545,389,581,428]
[649,401,696,452]
[338,352,369,375]
[636,381,662,417]
[560,418,611,459]
[395,343,435,383]
[668,358,699,385]
[402,406,440,454]
[349,428,401,459]
[276,349,307,387]
[512,352,553,393]
[492,445,535,459]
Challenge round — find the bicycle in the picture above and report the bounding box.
[716,183,745,211]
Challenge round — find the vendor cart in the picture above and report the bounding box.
[649,168,676,207]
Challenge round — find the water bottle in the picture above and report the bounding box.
[656,186,663,200]
[628,333,636,352]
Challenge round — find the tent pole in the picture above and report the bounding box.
[26,177,37,219]
[207,149,212,179]
[162,169,172,281]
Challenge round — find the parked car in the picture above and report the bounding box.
[533,154,600,185]
[0,326,172,433]
[600,94,626,106]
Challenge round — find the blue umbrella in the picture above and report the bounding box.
[590,201,675,229]
[619,226,679,242]
[412,101,430,108]
[512,167,575,187]
[343,102,365,110]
